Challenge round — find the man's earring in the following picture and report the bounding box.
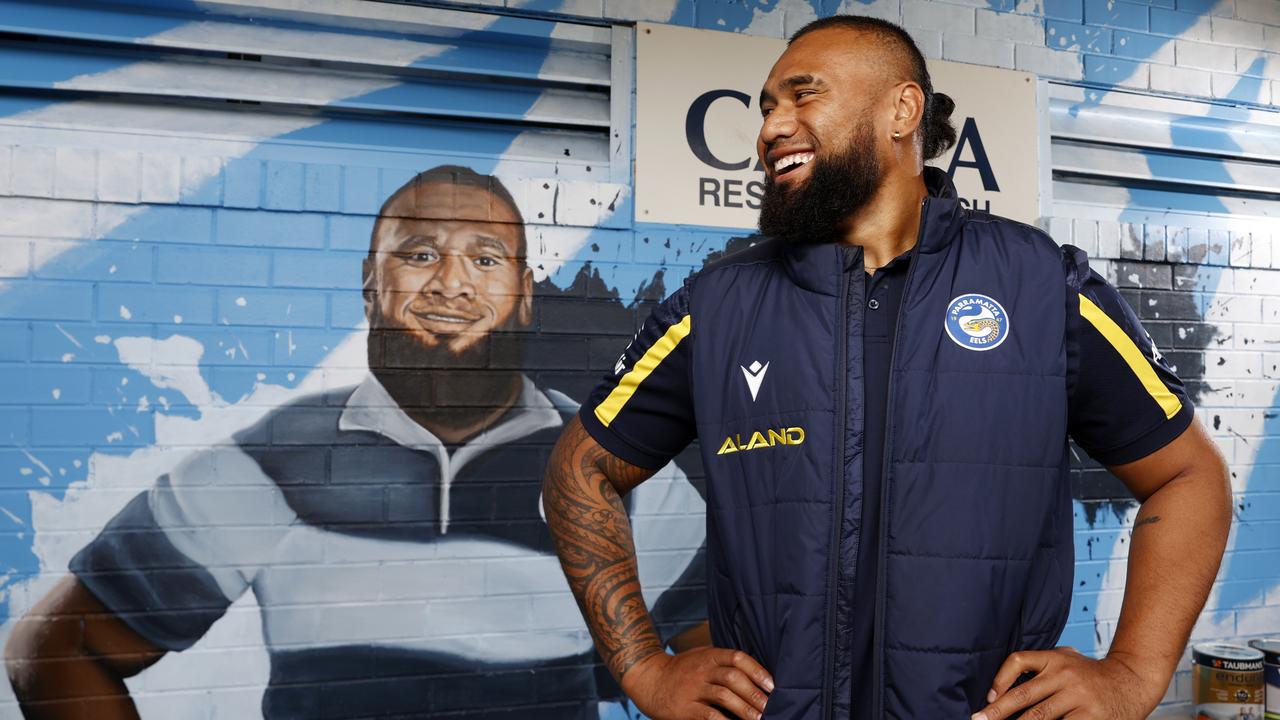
[892,130,901,139]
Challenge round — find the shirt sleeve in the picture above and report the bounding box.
[1067,269,1194,465]
[578,282,696,469]
[70,446,291,651]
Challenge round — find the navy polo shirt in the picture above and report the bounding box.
[849,249,911,718]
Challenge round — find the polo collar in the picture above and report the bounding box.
[340,372,562,452]
[338,373,563,534]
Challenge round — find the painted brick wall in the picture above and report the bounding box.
[0,0,1276,718]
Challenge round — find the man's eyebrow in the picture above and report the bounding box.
[471,235,511,255]
[759,74,825,106]
[393,234,437,251]
[783,74,823,91]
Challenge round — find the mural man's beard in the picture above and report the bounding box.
[757,118,884,247]
[366,305,527,425]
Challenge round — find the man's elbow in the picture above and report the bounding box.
[1185,442,1233,548]
[1197,435,1233,518]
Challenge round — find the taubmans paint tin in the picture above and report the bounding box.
[1194,643,1264,720]
[1248,639,1280,719]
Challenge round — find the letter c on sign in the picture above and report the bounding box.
[686,89,752,171]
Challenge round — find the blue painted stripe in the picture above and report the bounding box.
[0,0,201,46]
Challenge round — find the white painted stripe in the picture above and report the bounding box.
[143,20,450,67]
[149,445,296,601]
[52,59,403,110]
[249,467,702,662]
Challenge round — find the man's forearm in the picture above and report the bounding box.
[543,417,664,680]
[1107,464,1231,690]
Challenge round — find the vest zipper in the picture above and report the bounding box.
[871,198,929,719]
[823,247,853,720]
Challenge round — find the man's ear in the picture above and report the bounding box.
[362,256,376,324]
[518,267,533,327]
[894,81,925,135]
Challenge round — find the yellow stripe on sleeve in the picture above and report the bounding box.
[1078,294,1182,420]
[594,314,691,428]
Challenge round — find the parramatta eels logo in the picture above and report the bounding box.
[717,426,805,455]
[944,293,1009,351]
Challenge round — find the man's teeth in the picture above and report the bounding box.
[775,152,814,172]
[423,313,470,323]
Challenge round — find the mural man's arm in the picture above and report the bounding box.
[544,415,773,720]
[976,420,1231,720]
[6,575,164,719]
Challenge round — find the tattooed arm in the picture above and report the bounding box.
[544,416,773,720]
[543,415,666,676]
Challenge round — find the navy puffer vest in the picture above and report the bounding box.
[689,167,1086,719]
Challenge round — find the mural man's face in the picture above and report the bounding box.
[755,28,890,245]
[366,182,532,360]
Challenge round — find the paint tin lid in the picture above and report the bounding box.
[1248,639,1280,664]
[1193,643,1264,671]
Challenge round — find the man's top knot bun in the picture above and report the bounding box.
[931,92,956,120]
[922,91,958,161]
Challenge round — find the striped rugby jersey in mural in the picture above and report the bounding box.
[71,374,706,719]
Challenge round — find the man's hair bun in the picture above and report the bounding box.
[931,92,955,120]
[923,92,957,161]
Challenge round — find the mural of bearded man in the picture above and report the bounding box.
[6,165,706,720]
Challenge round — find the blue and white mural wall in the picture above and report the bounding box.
[0,0,1277,717]
[0,2,708,718]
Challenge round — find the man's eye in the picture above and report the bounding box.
[474,255,502,268]
[761,107,774,118]
[401,249,438,264]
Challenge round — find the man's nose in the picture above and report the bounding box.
[426,254,476,300]
[758,105,797,149]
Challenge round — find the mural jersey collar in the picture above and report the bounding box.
[338,373,564,534]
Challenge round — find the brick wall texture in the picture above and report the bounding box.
[0,0,1276,717]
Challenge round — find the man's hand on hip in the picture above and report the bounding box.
[622,647,774,720]
[972,646,1163,720]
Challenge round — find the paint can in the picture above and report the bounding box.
[1248,639,1280,719]
[1193,643,1264,720]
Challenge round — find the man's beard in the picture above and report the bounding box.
[757,119,884,247]
[365,305,527,419]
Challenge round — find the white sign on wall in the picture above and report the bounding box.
[634,22,1042,229]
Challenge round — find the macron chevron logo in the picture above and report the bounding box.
[740,360,769,402]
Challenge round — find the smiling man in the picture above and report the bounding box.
[6,166,706,720]
[545,15,1231,720]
